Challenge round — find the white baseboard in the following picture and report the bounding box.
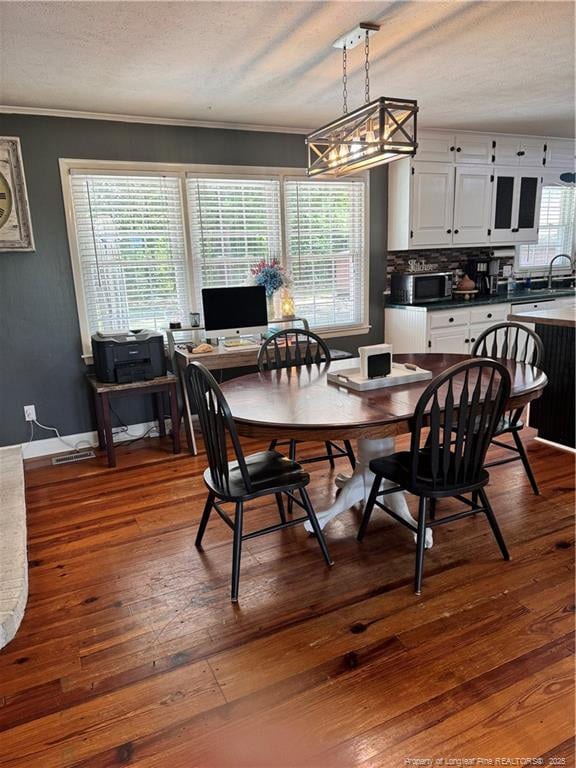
[534,436,576,455]
[18,420,162,460]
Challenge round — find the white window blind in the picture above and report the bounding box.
[186,177,282,313]
[517,185,575,271]
[284,179,366,329]
[69,173,189,335]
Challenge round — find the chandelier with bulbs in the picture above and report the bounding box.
[306,23,418,177]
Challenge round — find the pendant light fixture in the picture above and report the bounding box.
[306,23,418,177]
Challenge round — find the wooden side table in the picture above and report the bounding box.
[87,374,181,467]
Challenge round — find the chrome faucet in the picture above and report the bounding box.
[547,253,575,289]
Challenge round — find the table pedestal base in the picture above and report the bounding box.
[304,437,433,549]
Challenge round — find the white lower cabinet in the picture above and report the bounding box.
[385,295,575,356]
[510,299,555,316]
[468,322,498,349]
[429,326,469,354]
[385,303,511,356]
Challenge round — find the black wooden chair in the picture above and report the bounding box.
[471,322,544,495]
[184,361,333,601]
[357,358,512,595]
[258,328,356,470]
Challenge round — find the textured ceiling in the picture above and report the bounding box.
[0,1,574,136]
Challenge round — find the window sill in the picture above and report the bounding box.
[312,324,372,339]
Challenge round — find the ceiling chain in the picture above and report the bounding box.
[342,45,348,114]
[364,30,370,103]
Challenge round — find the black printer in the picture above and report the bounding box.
[91,331,166,383]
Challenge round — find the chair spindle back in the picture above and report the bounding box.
[257,329,331,372]
[472,321,543,427]
[184,362,252,496]
[472,322,543,367]
[411,359,511,490]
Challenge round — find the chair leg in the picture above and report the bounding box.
[414,497,428,595]
[195,492,215,548]
[287,441,297,515]
[344,440,356,470]
[478,488,510,561]
[231,501,244,602]
[299,487,333,567]
[472,490,479,511]
[511,430,540,496]
[269,439,278,451]
[357,474,382,541]
[325,442,335,469]
[275,493,286,524]
[429,498,437,521]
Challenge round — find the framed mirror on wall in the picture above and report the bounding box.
[0,136,35,251]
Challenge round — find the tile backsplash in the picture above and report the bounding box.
[386,247,515,290]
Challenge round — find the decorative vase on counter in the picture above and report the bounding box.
[249,259,291,322]
[267,294,277,321]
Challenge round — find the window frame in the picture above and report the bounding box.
[60,159,370,358]
[514,172,576,276]
[281,173,369,334]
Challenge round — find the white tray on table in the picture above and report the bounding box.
[327,362,432,391]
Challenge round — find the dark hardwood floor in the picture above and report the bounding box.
[0,429,574,767]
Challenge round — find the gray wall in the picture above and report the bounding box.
[0,114,387,446]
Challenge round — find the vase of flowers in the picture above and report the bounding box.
[249,258,290,320]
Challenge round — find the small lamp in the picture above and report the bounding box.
[280,290,296,319]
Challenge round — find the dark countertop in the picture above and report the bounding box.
[384,287,576,311]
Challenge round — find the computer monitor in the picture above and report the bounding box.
[201,285,269,338]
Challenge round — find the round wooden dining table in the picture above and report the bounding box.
[221,353,547,543]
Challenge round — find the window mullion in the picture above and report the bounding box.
[179,173,197,317]
[279,172,289,270]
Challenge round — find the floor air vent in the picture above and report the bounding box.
[51,450,96,466]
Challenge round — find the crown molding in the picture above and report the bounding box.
[0,104,314,135]
[5,105,571,141]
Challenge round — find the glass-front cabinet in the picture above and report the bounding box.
[490,168,542,244]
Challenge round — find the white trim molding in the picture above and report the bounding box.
[19,420,160,460]
[0,104,313,135]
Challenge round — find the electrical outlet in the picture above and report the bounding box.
[24,405,37,422]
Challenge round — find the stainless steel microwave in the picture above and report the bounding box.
[390,272,453,304]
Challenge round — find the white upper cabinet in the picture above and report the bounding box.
[410,162,455,247]
[494,136,545,166]
[415,133,494,164]
[453,134,493,164]
[489,167,542,244]
[415,133,455,162]
[544,139,575,169]
[387,129,563,250]
[493,136,519,165]
[452,166,493,245]
[519,138,547,166]
[489,168,517,243]
[514,170,542,241]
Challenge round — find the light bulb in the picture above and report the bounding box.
[363,118,378,153]
[365,129,377,153]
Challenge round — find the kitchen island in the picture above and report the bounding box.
[508,306,576,448]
